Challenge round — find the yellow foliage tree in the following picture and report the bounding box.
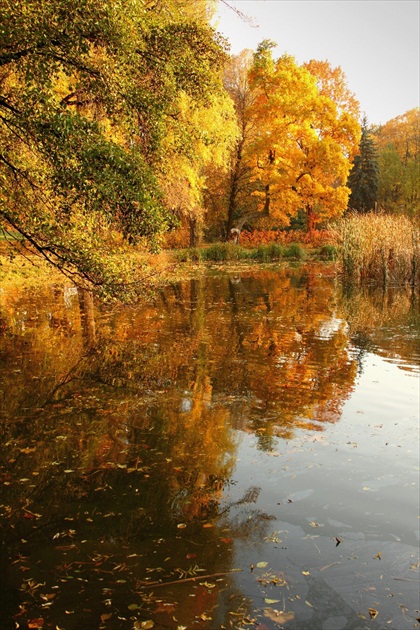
[228,42,361,232]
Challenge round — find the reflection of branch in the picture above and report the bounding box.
[138,568,242,589]
[41,349,96,408]
[219,485,261,515]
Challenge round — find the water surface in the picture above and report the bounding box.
[0,266,419,629]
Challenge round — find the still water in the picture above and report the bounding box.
[0,266,419,630]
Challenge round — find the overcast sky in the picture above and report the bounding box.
[212,0,419,125]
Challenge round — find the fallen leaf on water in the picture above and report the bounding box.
[100,613,112,622]
[264,598,280,604]
[263,609,295,624]
[308,521,323,528]
[373,552,382,560]
[202,523,213,528]
[141,622,154,629]
[302,570,311,576]
[128,604,141,611]
[177,523,186,529]
[28,620,44,629]
[256,562,268,568]
[369,608,378,619]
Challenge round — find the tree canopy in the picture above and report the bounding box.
[216,42,361,235]
[347,117,379,212]
[372,108,419,216]
[0,0,233,295]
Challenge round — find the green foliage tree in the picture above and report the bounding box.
[373,108,419,216]
[347,117,379,212]
[0,0,229,296]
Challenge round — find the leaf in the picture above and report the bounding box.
[141,622,154,629]
[264,598,280,604]
[28,620,44,629]
[369,608,378,619]
[256,562,268,568]
[308,521,323,528]
[373,552,382,560]
[302,570,311,576]
[263,609,295,624]
[101,613,112,622]
[128,603,141,611]
[177,523,186,529]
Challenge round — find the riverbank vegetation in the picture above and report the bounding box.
[1,0,418,299]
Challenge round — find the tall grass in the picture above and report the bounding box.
[173,242,307,263]
[338,213,419,287]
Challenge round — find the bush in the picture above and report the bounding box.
[318,244,338,261]
[284,243,306,260]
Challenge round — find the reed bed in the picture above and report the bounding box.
[174,242,306,263]
[338,213,419,287]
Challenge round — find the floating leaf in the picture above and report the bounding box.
[128,603,141,611]
[27,620,44,629]
[264,598,280,604]
[100,613,112,622]
[256,562,268,568]
[302,570,311,576]
[369,608,378,619]
[202,523,213,528]
[177,523,186,529]
[373,552,382,560]
[308,521,323,528]
[263,609,295,624]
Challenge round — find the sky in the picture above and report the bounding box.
[212,0,420,126]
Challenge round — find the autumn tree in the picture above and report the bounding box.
[215,42,361,236]
[0,0,232,294]
[347,117,379,212]
[372,108,419,216]
[245,44,360,232]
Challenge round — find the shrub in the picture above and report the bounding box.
[284,243,306,260]
[318,244,338,261]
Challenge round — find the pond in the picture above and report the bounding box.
[0,266,419,630]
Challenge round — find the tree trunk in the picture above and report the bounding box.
[78,288,96,347]
[189,218,201,248]
[226,138,245,236]
[306,204,317,234]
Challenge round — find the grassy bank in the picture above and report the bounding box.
[2,214,418,297]
[173,241,337,263]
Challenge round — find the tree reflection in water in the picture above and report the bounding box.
[0,267,418,629]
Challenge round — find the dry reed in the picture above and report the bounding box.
[338,213,419,287]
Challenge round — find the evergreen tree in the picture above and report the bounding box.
[347,117,379,212]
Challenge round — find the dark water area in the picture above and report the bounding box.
[0,266,419,630]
